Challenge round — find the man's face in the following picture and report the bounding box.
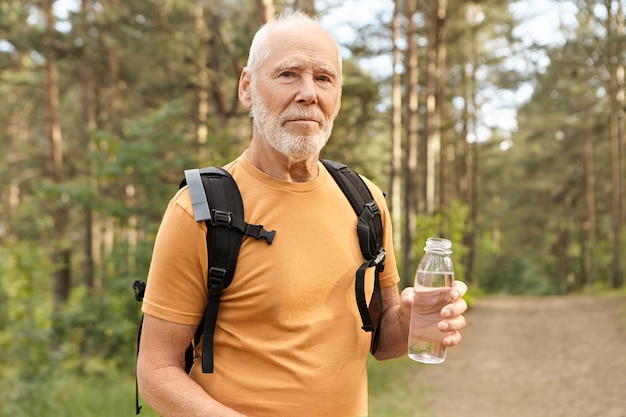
[243,23,342,162]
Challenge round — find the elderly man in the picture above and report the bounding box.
[137,10,467,417]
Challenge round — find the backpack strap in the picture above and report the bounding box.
[132,167,275,413]
[132,280,146,415]
[183,167,275,373]
[320,159,386,354]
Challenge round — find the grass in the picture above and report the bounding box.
[52,371,159,417]
[368,356,433,417]
[0,368,160,417]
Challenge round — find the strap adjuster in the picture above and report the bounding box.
[212,210,232,227]
[208,267,227,295]
[365,201,380,216]
[373,248,386,267]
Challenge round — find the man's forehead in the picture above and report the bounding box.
[267,24,339,55]
[273,57,339,74]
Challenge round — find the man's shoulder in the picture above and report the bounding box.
[168,186,196,221]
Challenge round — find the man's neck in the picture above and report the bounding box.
[246,137,320,183]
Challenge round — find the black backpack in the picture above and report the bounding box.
[133,160,386,414]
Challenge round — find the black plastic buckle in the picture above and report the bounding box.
[212,210,233,228]
[359,202,380,226]
[373,248,386,267]
[245,224,276,244]
[208,267,227,295]
[365,201,380,216]
[132,280,146,302]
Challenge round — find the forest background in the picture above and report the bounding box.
[1,0,625,415]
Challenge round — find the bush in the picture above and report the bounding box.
[477,253,557,295]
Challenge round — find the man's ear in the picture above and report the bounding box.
[238,68,252,109]
[333,88,342,119]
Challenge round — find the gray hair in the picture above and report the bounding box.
[245,10,343,80]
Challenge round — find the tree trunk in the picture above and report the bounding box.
[195,3,210,163]
[620,2,626,232]
[436,0,448,208]
[615,0,624,286]
[607,0,623,288]
[6,52,31,217]
[583,127,597,285]
[425,0,441,214]
[108,1,122,138]
[390,0,403,276]
[459,59,469,205]
[45,62,63,180]
[402,0,420,286]
[461,2,482,284]
[256,0,275,23]
[45,1,63,183]
[44,0,71,309]
[467,133,478,284]
[292,0,316,16]
[80,0,96,290]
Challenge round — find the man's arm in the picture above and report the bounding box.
[137,314,246,417]
[373,281,468,361]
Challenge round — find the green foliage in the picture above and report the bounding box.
[477,252,557,295]
[54,372,159,417]
[413,200,470,283]
[0,238,145,415]
[0,240,60,417]
[322,59,390,183]
[62,285,140,372]
[1,367,161,417]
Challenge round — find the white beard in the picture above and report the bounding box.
[250,86,333,162]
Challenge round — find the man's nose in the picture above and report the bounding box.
[295,76,318,105]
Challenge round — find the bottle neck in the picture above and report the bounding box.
[424,237,452,256]
[424,248,452,256]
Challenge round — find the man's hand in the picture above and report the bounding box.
[401,280,468,347]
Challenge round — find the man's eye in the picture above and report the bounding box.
[317,75,331,82]
[280,71,295,78]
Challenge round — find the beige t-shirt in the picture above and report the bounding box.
[142,152,400,416]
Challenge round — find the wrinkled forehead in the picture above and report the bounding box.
[264,21,342,73]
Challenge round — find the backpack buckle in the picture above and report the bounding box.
[244,224,276,244]
[372,248,386,272]
[208,267,227,295]
[212,210,233,228]
[365,201,380,216]
[132,280,146,302]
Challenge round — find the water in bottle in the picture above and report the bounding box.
[408,238,455,364]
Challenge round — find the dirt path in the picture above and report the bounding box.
[413,295,626,417]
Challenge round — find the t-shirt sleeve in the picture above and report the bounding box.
[141,188,209,325]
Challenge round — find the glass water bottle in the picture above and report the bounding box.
[407,237,455,364]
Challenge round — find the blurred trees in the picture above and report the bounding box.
[480,0,625,294]
[0,0,624,413]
